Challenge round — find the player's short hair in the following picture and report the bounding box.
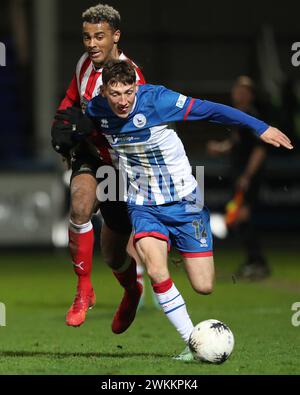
[102,60,136,86]
[82,3,121,31]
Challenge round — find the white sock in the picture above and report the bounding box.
[153,280,194,344]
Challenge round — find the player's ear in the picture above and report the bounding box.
[113,30,121,44]
[100,85,106,97]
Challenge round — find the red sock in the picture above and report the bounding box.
[152,277,173,294]
[113,259,138,291]
[111,258,142,334]
[69,221,94,290]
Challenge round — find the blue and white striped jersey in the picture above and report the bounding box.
[86,84,269,205]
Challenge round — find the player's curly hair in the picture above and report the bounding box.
[82,3,121,31]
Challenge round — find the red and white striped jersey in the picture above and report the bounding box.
[58,51,146,165]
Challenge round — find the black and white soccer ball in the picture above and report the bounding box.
[188,319,234,363]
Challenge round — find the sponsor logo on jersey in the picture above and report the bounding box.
[133,114,147,128]
[176,94,187,109]
[108,130,151,145]
[111,135,134,145]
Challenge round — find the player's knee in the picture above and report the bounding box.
[70,205,92,225]
[70,195,95,224]
[102,252,113,268]
[105,259,120,271]
[101,243,127,270]
[146,267,166,284]
[103,253,126,271]
[103,240,131,271]
[70,183,96,224]
[192,282,214,295]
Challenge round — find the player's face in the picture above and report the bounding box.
[82,22,120,67]
[102,83,137,118]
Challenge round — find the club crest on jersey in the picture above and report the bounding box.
[133,114,147,128]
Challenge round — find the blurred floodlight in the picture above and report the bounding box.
[210,213,228,239]
[52,219,69,247]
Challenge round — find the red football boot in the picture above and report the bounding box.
[111,282,143,334]
[66,287,96,327]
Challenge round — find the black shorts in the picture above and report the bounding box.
[98,200,132,234]
[70,140,103,180]
[70,141,132,235]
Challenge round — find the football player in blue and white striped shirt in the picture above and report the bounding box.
[58,60,293,360]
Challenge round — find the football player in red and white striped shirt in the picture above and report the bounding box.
[52,4,145,331]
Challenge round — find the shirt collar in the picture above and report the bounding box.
[130,96,137,115]
[91,50,125,72]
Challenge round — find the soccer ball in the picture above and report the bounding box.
[188,319,234,364]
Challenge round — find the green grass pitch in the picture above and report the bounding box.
[0,248,299,375]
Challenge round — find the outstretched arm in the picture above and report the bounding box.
[186,99,293,150]
[154,87,293,150]
[186,100,268,135]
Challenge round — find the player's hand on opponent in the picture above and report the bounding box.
[55,106,95,138]
[51,106,95,156]
[260,127,293,150]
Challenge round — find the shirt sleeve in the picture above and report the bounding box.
[153,86,196,123]
[135,66,146,86]
[185,99,269,136]
[85,96,105,122]
[57,74,80,110]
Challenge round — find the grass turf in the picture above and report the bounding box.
[0,248,299,375]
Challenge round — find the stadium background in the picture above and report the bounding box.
[0,0,300,376]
